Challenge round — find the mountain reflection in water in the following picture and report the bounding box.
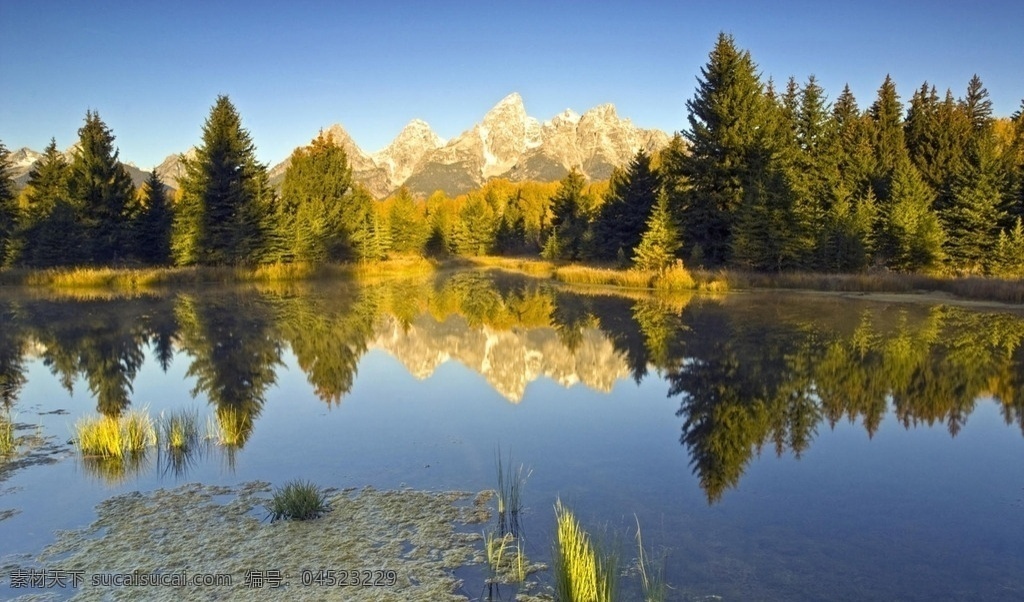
[1,270,1023,502]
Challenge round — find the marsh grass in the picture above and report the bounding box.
[0,411,14,457]
[157,408,200,451]
[265,480,329,522]
[207,408,252,448]
[74,410,156,459]
[553,499,617,602]
[635,516,668,602]
[484,531,529,584]
[496,448,531,537]
[156,408,203,477]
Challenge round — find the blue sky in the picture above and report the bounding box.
[2,1,1022,170]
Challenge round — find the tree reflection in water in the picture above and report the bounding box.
[1,273,1023,499]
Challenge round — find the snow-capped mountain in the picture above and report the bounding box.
[10,93,670,198]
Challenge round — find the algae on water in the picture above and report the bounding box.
[16,482,492,601]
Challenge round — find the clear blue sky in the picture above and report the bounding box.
[2,1,1022,170]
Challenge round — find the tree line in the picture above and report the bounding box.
[1,33,1023,274]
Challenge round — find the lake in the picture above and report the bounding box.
[1,269,1023,600]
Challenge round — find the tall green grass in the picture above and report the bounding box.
[265,480,329,522]
[496,448,531,537]
[0,411,14,457]
[553,499,617,602]
[74,410,156,459]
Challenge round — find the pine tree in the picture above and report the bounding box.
[136,171,172,264]
[455,193,497,255]
[278,130,358,262]
[546,168,592,260]
[633,190,681,270]
[18,140,78,267]
[994,217,1024,278]
[868,75,909,204]
[388,186,428,254]
[830,85,874,197]
[0,142,17,266]
[878,159,945,272]
[349,186,387,261]
[673,33,768,265]
[173,96,271,266]
[66,111,137,264]
[592,149,660,260]
[942,131,1007,272]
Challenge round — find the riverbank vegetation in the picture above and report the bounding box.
[2,35,1022,291]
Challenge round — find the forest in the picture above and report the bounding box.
[1,33,1023,277]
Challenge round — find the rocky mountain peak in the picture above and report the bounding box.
[373,119,444,185]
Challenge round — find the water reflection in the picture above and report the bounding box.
[1,273,1023,499]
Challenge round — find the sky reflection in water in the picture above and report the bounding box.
[0,271,1022,600]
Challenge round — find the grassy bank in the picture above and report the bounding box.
[471,257,1024,305]
[469,256,728,292]
[5,256,1023,304]
[0,256,440,291]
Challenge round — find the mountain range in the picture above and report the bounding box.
[10,93,671,198]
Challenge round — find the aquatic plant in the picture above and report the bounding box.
[496,448,531,537]
[0,411,14,456]
[484,531,529,584]
[207,408,252,448]
[75,410,156,459]
[553,499,617,602]
[266,480,329,522]
[635,516,667,602]
[157,408,200,451]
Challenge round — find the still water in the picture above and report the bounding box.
[0,270,1022,600]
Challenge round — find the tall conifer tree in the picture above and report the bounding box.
[19,140,78,266]
[0,143,17,266]
[66,111,137,263]
[173,96,271,265]
[137,171,172,264]
[593,149,660,261]
[673,33,767,265]
[277,130,358,262]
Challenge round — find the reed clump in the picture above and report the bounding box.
[0,411,14,457]
[635,516,668,602]
[157,408,200,452]
[553,499,617,602]
[484,531,529,584]
[74,410,156,459]
[266,480,329,522]
[496,448,531,537]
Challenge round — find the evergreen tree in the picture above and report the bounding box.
[66,111,137,263]
[868,75,909,204]
[136,170,173,264]
[277,131,357,262]
[351,189,389,261]
[942,131,1007,272]
[173,96,271,265]
[592,149,660,260]
[673,33,768,265]
[18,140,79,267]
[819,188,877,272]
[546,168,592,260]
[633,190,681,270]
[0,142,17,266]
[994,217,1024,278]
[388,186,428,254]
[878,159,945,272]
[962,74,994,132]
[830,85,875,198]
[455,193,497,255]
